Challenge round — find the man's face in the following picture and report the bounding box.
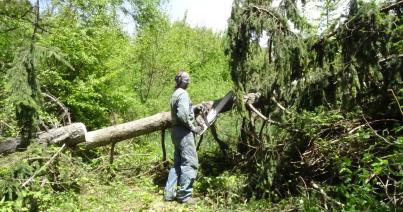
[180,75,190,89]
[182,82,189,89]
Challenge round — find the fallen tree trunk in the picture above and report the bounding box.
[79,112,172,149]
[0,92,246,154]
[0,123,86,154]
[78,94,237,150]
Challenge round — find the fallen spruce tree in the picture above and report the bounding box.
[225,0,402,209]
[0,92,265,155]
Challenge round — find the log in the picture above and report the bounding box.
[79,112,172,149]
[78,92,244,150]
[0,92,259,154]
[0,123,86,155]
[38,122,86,145]
[0,137,21,155]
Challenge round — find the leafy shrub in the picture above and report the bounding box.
[195,171,247,206]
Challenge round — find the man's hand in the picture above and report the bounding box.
[191,125,203,134]
[194,103,207,114]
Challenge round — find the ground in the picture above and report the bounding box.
[45,117,285,211]
[47,130,248,211]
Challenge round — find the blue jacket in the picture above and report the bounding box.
[170,88,197,130]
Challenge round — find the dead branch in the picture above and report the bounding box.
[387,89,403,116]
[0,120,16,131]
[271,96,290,114]
[362,116,393,145]
[22,143,66,187]
[42,92,71,125]
[380,0,403,12]
[379,54,403,64]
[312,182,345,208]
[247,102,281,125]
[348,119,399,134]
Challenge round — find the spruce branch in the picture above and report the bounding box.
[312,0,403,48]
[250,5,280,23]
[250,4,290,32]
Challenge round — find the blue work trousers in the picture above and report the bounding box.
[164,126,198,203]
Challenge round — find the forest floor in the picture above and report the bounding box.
[74,175,223,211]
[47,117,291,211]
[52,132,249,211]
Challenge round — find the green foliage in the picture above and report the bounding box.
[195,171,247,206]
[227,0,403,209]
[130,19,231,106]
[0,143,83,211]
[36,0,132,129]
[1,0,170,132]
[2,0,400,210]
[1,0,231,131]
[1,0,234,210]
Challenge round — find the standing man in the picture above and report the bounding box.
[164,70,203,203]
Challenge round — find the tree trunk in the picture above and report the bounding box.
[78,112,172,149]
[0,92,261,154]
[0,123,86,154]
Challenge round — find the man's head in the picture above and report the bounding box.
[175,70,190,89]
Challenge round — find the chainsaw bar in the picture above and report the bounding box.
[200,91,234,135]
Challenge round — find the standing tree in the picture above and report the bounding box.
[6,0,45,148]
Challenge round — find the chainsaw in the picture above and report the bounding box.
[196,91,234,135]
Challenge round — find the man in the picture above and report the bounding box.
[164,70,203,203]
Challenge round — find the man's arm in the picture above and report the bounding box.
[176,92,202,133]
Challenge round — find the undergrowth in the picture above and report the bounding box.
[1,108,402,211]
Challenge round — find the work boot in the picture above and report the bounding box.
[164,197,175,202]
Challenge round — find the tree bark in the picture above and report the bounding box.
[78,112,172,149]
